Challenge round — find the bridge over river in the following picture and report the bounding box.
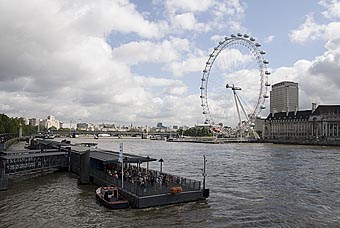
[0,138,208,208]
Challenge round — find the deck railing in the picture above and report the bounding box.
[90,168,201,197]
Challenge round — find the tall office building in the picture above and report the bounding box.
[270,81,299,113]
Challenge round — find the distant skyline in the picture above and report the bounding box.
[0,0,339,126]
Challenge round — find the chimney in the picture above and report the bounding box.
[312,102,316,113]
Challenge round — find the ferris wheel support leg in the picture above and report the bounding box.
[235,92,249,122]
[233,90,242,129]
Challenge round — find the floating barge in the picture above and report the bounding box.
[87,148,209,208]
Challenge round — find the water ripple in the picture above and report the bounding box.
[1,139,340,227]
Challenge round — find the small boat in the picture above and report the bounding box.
[95,186,129,209]
[93,134,99,139]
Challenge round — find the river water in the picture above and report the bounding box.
[1,138,340,227]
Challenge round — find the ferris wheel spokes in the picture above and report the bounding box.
[200,33,271,140]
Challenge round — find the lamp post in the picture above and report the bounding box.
[146,156,150,170]
[203,155,207,190]
[158,158,164,173]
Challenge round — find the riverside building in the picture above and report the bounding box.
[263,104,340,144]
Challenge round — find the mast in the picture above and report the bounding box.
[119,143,124,189]
[203,155,207,190]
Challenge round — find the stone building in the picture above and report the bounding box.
[263,105,340,142]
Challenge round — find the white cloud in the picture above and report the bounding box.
[272,52,340,110]
[0,0,200,125]
[324,22,340,51]
[289,14,326,43]
[67,0,163,38]
[173,13,204,31]
[264,35,275,43]
[319,0,340,19]
[165,0,213,13]
[162,0,246,34]
[281,2,340,110]
[169,55,207,77]
[111,38,190,65]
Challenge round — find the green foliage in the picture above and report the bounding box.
[178,127,213,137]
[0,113,37,136]
[0,113,19,134]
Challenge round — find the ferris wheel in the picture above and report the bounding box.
[200,33,271,137]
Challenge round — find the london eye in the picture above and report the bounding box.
[200,33,270,138]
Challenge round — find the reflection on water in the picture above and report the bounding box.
[1,138,340,227]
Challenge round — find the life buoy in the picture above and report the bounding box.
[171,187,183,194]
[171,187,177,194]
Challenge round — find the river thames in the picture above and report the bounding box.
[1,138,340,227]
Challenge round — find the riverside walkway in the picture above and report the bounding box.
[0,138,209,208]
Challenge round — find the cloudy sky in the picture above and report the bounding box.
[0,0,339,127]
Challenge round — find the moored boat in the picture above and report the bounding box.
[95,186,129,209]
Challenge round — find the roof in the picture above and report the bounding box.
[272,81,298,88]
[30,139,157,164]
[266,110,312,121]
[90,149,157,164]
[312,105,340,115]
[35,139,72,147]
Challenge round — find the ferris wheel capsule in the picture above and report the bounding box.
[231,34,236,38]
[250,37,255,41]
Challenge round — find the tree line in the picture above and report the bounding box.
[177,127,213,137]
[0,113,37,136]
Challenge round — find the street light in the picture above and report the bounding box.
[146,156,150,170]
[158,158,164,173]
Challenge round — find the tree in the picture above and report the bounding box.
[180,127,212,137]
[0,114,37,136]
